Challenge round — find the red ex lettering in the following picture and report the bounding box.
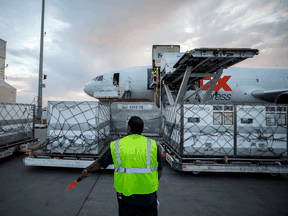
[200,76,232,91]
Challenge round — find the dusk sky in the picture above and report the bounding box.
[0,0,287,107]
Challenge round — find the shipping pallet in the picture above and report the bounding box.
[0,138,39,159]
[158,141,288,175]
[23,139,166,169]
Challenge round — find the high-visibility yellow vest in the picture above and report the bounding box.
[110,134,159,196]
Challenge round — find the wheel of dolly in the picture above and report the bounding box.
[270,173,279,177]
[192,171,200,175]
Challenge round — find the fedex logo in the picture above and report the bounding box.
[200,76,232,91]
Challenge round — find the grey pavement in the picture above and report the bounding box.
[1,152,288,216]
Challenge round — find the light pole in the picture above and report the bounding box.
[37,0,45,121]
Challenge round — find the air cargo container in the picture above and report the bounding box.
[24,101,115,168]
[0,102,38,159]
[161,103,288,175]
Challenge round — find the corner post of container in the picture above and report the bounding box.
[286,105,288,158]
[180,103,184,157]
[33,104,36,139]
[233,104,237,156]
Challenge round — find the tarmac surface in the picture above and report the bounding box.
[1,151,288,216]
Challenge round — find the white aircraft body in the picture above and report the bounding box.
[84,66,288,105]
[82,48,287,160]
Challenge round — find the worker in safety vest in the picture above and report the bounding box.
[81,116,164,216]
[152,68,159,76]
[152,68,158,82]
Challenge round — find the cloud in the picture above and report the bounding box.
[46,0,190,70]
[6,66,38,79]
[2,0,287,107]
[7,48,38,59]
[46,17,71,33]
[9,60,22,65]
[23,37,40,49]
[168,0,288,67]
[281,35,288,48]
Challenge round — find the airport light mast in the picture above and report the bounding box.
[37,0,45,123]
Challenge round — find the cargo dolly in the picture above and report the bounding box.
[158,141,288,175]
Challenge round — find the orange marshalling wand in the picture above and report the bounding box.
[67,177,82,190]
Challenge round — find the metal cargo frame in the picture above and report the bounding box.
[24,101,120,167]
[160,103,288,174]
[0,102,38,159]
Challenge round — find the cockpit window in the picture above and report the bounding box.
[98,76,103,81]
[93,75,103,81]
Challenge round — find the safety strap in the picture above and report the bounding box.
[114,138,157,174]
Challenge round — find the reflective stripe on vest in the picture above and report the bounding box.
[114,138,158,174]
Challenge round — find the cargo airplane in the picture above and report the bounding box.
[83,65,288,105]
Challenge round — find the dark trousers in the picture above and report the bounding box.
[117,193,158,216]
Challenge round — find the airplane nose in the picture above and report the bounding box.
[84,82,94,97]
[84,84,91,96]
[84,85,87,94]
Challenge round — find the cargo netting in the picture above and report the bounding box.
[163,103,288,159]
[45,101,119,154]
[0,102,35,150]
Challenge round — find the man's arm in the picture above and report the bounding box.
[158,169,163,181]
[86,160,102,172]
